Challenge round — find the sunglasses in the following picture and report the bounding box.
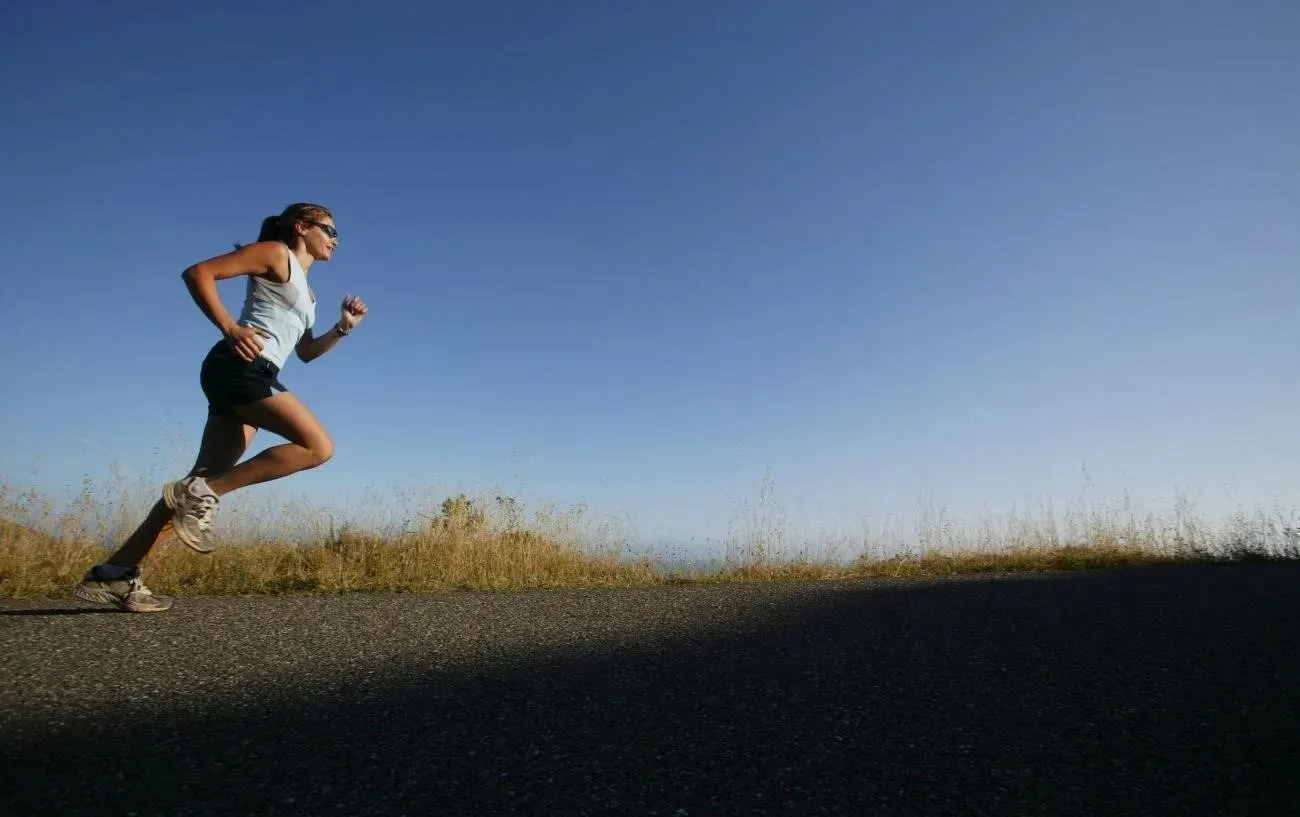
[304,220,338,239]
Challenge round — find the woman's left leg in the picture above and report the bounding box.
[162,391,333,551]
[106,413,257,568]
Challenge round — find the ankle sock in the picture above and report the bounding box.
[96,564,135,580]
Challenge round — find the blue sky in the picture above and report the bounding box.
[2,1,1298,551]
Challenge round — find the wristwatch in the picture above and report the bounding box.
[333,323,349,337]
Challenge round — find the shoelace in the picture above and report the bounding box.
[193,494,219,529]
[127,576,154,596]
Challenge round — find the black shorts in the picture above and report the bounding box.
[199,340,288,416]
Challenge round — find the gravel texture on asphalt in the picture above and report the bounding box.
[2,564,1298,816]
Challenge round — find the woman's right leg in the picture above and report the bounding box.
[75,412,256,612]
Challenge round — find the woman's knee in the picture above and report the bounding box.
[306,433,334,467]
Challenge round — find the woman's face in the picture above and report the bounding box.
[299,217,339,261]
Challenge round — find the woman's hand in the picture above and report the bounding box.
[340,294,368,332]
[224,323,270,363]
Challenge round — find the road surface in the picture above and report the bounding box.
[2,564,1298,815]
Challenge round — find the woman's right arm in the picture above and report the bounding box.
[181,241,286,361]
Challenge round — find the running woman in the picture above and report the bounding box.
[75,202,367,612]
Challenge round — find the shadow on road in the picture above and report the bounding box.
[3,564,1298,815]
[0,607,121,617]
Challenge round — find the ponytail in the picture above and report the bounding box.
[257,214,290,243]
[234,215,291,249]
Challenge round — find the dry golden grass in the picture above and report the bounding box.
[0,483,661,598]
[0,519,666,598]
[1,473,1297,600]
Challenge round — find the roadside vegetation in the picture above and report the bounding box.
[2,474,1296,599]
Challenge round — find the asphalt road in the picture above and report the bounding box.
[2,564,1298,816]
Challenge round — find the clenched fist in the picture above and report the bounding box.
[340,294,368,332]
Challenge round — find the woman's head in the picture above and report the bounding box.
[244,202,338,260]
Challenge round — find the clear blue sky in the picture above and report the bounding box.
[2,1,1298,551]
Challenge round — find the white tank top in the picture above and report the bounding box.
[236,245,317,369]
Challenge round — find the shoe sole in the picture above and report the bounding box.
[73,584,119,606]
[162,481,217,554]
[73,584,171,613]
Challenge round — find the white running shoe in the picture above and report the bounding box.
[74,565,174,613]
[162,475,220,553]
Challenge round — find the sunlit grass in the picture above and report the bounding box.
[2,470,1297,600]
